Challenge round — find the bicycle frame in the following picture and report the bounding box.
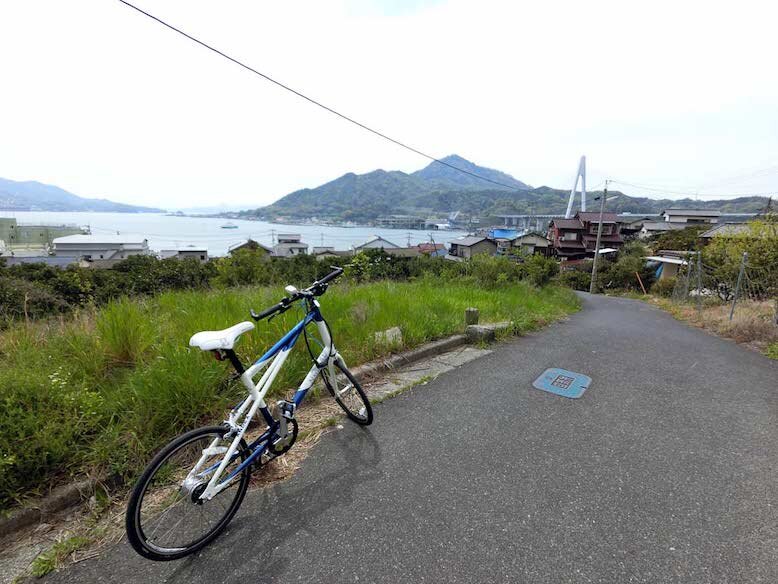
[189,299,340,500]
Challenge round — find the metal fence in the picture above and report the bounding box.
[672,251,777,321]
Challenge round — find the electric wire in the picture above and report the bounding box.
[115,0,527,193]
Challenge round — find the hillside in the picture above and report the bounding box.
[0,177,163,212]
[240,156,768,222]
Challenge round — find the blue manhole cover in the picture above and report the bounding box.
[533,368,591,399]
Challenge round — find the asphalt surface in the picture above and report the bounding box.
[48,293,778,583]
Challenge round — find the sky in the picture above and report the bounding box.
[1,0,777,209]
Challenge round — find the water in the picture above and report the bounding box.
[2,212,468,256]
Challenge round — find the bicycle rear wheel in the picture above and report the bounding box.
[125,426,250,561]
[322,358,373,425]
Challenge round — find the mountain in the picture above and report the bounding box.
[237,156,770,222]
[0,178,163,212]
[411,154,530,191]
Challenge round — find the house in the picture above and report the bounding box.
[352,235,400,252]
[617,214,657,238]
[639,221,688,238]
[272,234,308,257]
[638,208,722,238]
[159,245,209,262]
[548,212,624,259]
[661,208,721,224]
[512,232,552,256]
[488,229,551,256]
[448,236,498,259]
[228,238,272,256]
[52,234,149,260]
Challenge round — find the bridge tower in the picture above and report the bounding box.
[564,156,587,219]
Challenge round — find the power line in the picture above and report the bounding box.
[608,179,776,199]
[115,0,526,193]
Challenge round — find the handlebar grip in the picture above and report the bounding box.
[318,266,343,285]
[250,301,285,321]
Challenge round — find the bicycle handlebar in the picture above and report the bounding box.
[250,266,343,321]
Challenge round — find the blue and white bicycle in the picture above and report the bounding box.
[125,267,373,560]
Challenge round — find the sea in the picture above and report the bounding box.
[1,212,469,257]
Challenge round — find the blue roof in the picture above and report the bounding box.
[489,228,521,240]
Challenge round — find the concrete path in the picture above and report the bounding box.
[47,293,778,583]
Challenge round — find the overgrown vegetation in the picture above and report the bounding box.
[0,250,562,327]
[0,276,578,506]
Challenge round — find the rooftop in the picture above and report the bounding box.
[52,234,148,245]
[451,236,487,247]
[552,219,584,229]
[699,223,750,238]
[576,212,619,223]
[661,208,721,216]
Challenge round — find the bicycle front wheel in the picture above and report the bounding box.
[322,358,373,425]
[125,426,251,561]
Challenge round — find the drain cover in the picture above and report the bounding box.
[533,368,591,399]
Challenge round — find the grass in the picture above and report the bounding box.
[29,536,91,577]
[0,278,579,506]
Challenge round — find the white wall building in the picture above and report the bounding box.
[661,209,721,224]
[272,234,308,257]
[159,245,209,262]
[52,234,149,260]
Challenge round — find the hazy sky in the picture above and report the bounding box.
[1,0,777,209]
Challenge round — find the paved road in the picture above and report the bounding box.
[49,294,778,583]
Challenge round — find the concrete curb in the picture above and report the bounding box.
[0,324,509,539]
[0,478,96,539]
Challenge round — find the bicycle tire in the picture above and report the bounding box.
[322,358,373,425]
[125,425,250,561]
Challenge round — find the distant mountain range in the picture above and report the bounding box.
[0,177,162,213]
[239,155,769,222]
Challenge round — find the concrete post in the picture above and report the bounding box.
[465,308,480,325]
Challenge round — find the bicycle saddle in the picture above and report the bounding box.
[189,321,255,351]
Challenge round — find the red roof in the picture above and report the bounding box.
[552,219,584,229]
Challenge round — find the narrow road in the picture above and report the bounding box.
[48,294,778,583]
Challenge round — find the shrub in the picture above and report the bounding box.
[0,277,69,323]
[651,277,676,297]
[558,269,591,291]
[520,254,559,287]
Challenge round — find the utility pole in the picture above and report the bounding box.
[729,251,748,321]
[589,180,609,294]
[271,229,276,246]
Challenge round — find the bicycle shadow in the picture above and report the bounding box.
[163,424,383,584]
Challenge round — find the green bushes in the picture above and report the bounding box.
[0,280,579,505]
[557,269,591,291]
[651,277,676,297]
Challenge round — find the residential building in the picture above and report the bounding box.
[448,236,498,259]
[639,221,688,238]
[549,212,624,259]
[661,208,720,224]
[512,232,552,256]
[159,245,209,262]
[272,234,308,257]
[228,239,272,256]
[52,234,149,260]
[353,235,400,252]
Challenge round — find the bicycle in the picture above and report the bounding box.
[125,267,373,561]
